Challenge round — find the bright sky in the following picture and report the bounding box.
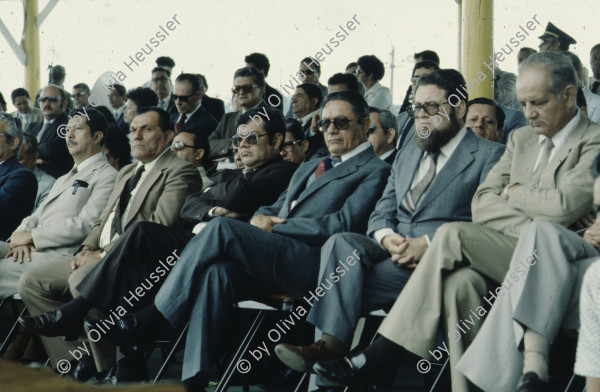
[0,0,598,111]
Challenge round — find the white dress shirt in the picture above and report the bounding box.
[364,82,392,111]
[534,109,580,170]
[176,102,202,125]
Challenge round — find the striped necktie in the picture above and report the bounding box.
[402,153,439,213]
[110,165,145,238]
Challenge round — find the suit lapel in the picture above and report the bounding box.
[396,142,423,202]
[123,151,172,227]
[414,132,477,214]
[42,155,107,204]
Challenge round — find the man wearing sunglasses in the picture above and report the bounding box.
[72,83,90,109]
[171,131,213,191]
[276,69,503,382]
[27,85,72,178]
[285,57,327,119]
[367,108,397,164]
[171,73,218,138]
[208,67,266,158]
[281,119,308,164]
[151,67,176,115]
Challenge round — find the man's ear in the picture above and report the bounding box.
[310,97,319,111]
[300,140,309,153]
[164,130,175,146]
[455,100,468,121]
[386,128,397,145]
[562,84,578,109]
[195,148,205,163]
[93,131,104,146]
[272,132,283,150]
[9,136,19,152]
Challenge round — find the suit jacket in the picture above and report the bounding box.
[255,146,391,296]
[180,156,297,223]
[498,103,528,144]
[28,112,73,178]
[115,111,129,134]
[208,101,267,158]
[0,156,38,241]
[16,154,117,253]
[12,108,43,132]
[396,112,415,150]
[368,130,504,240]
[171,106,218,138]
[302,120,329,161]
[264,83,283,112]
[202,95,225,123]
[81,149,203,252]
[33,166,56,210]
[472,112,600,238]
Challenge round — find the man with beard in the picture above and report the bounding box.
[313,52,600,392]
[275,69,504,375]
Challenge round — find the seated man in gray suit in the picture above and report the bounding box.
[84,91,391,392]
[208,67,266,158]
[0,108,117,297]
[313,52,600,392]
[457,153,600,390]
[274,69,503,373]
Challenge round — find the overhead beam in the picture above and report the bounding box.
[36,0,59,28]
[462,0,494,99]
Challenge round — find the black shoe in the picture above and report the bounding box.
[86,314,149,346]
[516,372,550,392]
[19,309,81,341]
[114,354,149,382]
[93,365,117,385]
[69,356,97,382]
[313,357,360,387]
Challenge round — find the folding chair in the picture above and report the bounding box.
[152,321,189,384]
[0,294,28,355]
[215,294,306,392]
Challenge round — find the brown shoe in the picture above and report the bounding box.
[275,340,344,372]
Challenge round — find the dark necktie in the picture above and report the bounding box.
[110,165,145,238]
[70,167,78,176]
[397,118,414,150]
[592,81,600,95]
[402,153,439,213]
[174,114,187,134]
[314,156,341,179]
[37,122,51,142]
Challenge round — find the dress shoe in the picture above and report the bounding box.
[275,340,344,372]
[19,309,81,341]
[69,356,97,382]
[516,372,550,392]
[86,314,148,346]
[93,365,117,385]
[313,357,372,387]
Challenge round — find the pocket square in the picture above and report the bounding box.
[72,180,89,195]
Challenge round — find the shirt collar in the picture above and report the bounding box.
[379,149,395,161]
[299,109,319,126]
[114,105,126,117]
[537,109,581,149]
[339,141,371,162]
[74,152,104,173]
[181,102,202,122]
[136,146,170,172]
[366,81,381,94]
[440,126,467,159]
[241,100,265,113]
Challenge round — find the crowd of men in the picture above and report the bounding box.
[0,21,600,392]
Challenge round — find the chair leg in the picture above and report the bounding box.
[428,357,450,392]
[293,372,308,392]
[0,306,27,354]
[153,322,190,384]
[215,310,266,392]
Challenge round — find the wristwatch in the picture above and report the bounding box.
[503,185,510,199]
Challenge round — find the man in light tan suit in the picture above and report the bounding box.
[18,107,203,379]
[0,108,117,298]
[313,52,600,392]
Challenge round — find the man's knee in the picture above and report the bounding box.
[443,269,490,305]
[68,261,97,297]
[18,267,41,300]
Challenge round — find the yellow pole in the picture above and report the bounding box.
[462,0,494,99]
[23,0,40,98]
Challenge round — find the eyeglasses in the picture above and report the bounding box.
[171,141,195,151]
[282,140,301,150]
[231,132,268,147]
[355,68,365,75]
[410,76,420,83]
[39,97,63,103]
[367,124,377,135]
[231,84,260,94]
[302,68,315,76]
[317,116,363,132]
[172,93,196,102]
[408,101,449,118]
[152,77,170,83]
[73,92,88,98]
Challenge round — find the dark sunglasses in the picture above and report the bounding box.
[152,76,170,83]
[72,92,88,98]
[317,116,363,132]
[171,141,195,151]
[231,132,268,147]
[39,97,63,103]
[172,93,196,102]
[232,84,260,94]
[408,101,449,118]
[302,68,315,76]
[282,140,301,150]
